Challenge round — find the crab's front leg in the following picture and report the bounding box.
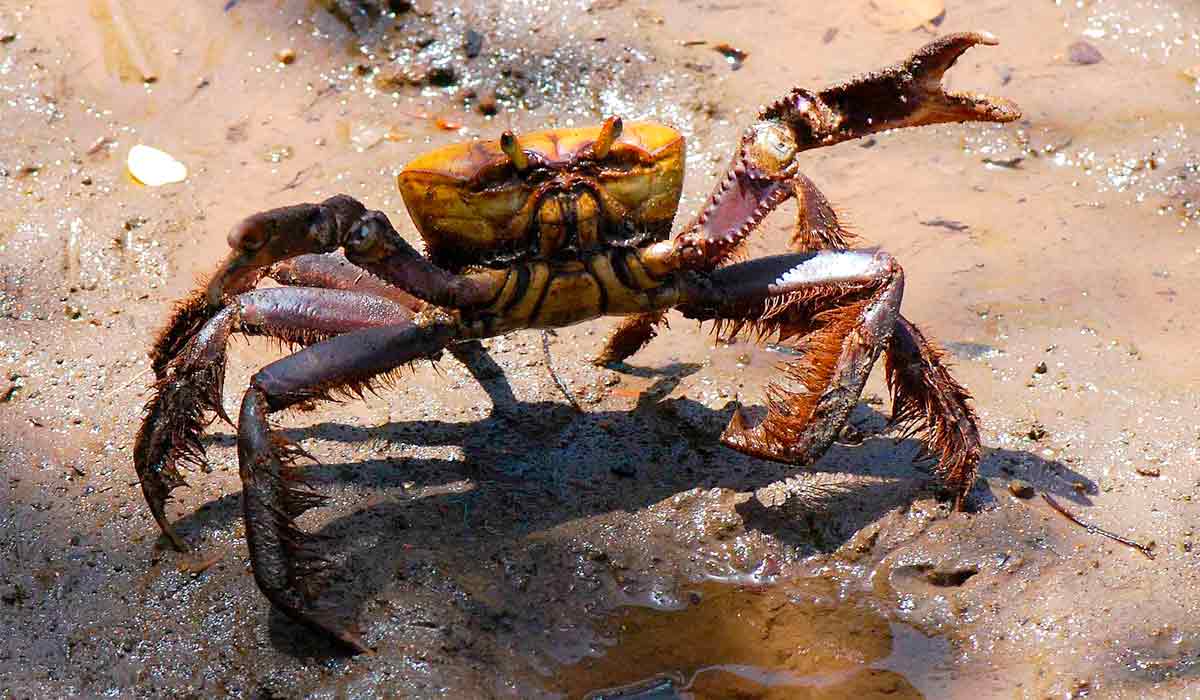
[139,199,503,549]
[597,32,1017,366]
[678,251,905,471]
[237,310,459,652]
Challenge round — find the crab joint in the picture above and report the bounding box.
[593,116,623,159]
[500,130,529,172]
[743,122,799,177]
[206,197,366,306]
[638,239,686,277]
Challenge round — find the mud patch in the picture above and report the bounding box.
[548,579,947,699]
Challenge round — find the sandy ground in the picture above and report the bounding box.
[1,0,1198,697]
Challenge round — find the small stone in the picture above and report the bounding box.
[261,145,294,163]
[1135,466,1161,477]
[276,48,296,65]
[1034,361,1048,374]
[1068,41,1103,65]
[476,90,498,116]
[464,29,484,59]
[1027,422,1046,441]
[1008,479,1035,499]
[427,63,458,87]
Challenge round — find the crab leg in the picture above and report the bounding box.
[269,253,426,310]
[787,173,982,504]
[883,317,980,505]
[679,250,903,467]
[134,287,418,551]
[236,310,458,653]
[268,252,518,410]
[153,197,501,382]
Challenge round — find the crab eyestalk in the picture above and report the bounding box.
[592,116,623,159]
[664,31,1021,273]
[500,130,529,172]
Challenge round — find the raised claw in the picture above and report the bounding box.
[662,32,1019,273]
[763,31,1020,147]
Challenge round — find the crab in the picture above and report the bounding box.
[134,33,1019,652]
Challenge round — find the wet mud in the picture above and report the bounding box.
[2,0,1199,698]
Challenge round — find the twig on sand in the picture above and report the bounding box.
[1041,493,1155,560]
[542,331,582,412]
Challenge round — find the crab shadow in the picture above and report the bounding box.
[184,352,1094,659]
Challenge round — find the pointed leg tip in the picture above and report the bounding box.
[326,622,372,655]
[719,406,753,449]
[163,526,189,552]
[984,97,1022,122]
[297,609,372,655]
[590,352,617,368]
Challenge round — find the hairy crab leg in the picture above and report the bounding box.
[153,196,500,381]
[268,253,426,310]
[592,311,667,367]
[237,310,458,653]
[785,171,982,505]
[679,250,903,468]
[790,179,982,505]
[884,317,981,506]
[268,252,518,410]
[134,287,419,551]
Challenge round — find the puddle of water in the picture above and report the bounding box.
[546,580,950,700]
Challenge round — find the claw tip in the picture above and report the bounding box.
[975,30,999,46]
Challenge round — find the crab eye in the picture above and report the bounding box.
[746,122,798,175]
[344,217,380,255]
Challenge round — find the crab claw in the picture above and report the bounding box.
[206,195,367,306]
[657,31,1020,272]
[763,31,1021,145]
[831,31,1021,131]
